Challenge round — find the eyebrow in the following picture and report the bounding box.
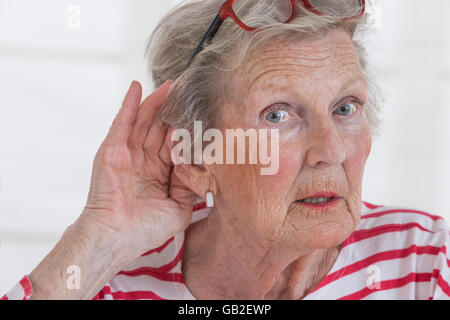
[336,76,368,96]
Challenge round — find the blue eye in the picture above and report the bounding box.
[334,102,357,116]
[265,110,290,123]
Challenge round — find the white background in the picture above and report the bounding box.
[0,0,449,293]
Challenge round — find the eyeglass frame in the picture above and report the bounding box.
[185,0,366,69]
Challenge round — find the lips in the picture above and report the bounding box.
[301,192,338,200]
[294,192,341,210]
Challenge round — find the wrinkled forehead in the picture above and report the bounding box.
[233,28,364,92]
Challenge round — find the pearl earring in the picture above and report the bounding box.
[206,192,214,208]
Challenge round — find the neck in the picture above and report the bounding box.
[182,210,340,300]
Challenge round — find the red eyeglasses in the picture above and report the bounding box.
[186,0,366,68]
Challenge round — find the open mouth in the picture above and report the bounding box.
[294,192,341,209]
[300,197,335,204]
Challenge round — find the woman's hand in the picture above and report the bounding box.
[27,81,195,299]
[81,80,196,256]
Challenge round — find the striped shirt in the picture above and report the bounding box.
[2,201,450,300]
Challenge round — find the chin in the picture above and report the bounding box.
[300,221,353,249]
[283,202,358,250]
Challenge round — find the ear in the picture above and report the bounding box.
[173,163,213,201]
[164,125,215,201]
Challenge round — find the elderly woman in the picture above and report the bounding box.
[2,0,450,300]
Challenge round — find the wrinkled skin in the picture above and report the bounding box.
[180,28,372,299]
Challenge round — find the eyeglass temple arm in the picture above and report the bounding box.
[185,14,224,69]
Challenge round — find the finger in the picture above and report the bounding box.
[105,81,142,145]
[142,119,169,161]
[127,80,173,152]
[170,166,196,210]
[138,119,170,182]
[158,126,178,168]
[139,125,175,183]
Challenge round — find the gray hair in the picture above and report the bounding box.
[146,0,382,136]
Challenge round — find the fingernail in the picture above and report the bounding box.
[167,80,177,95]
[169,77,183,94]
[128,80,139,93]
[157,80,171,92]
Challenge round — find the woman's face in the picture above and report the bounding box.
[209,28,372,250]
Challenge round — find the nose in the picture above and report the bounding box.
[304,118,347,169]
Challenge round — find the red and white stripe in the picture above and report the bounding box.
[1,275,33,300]
[2,201,449,300]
